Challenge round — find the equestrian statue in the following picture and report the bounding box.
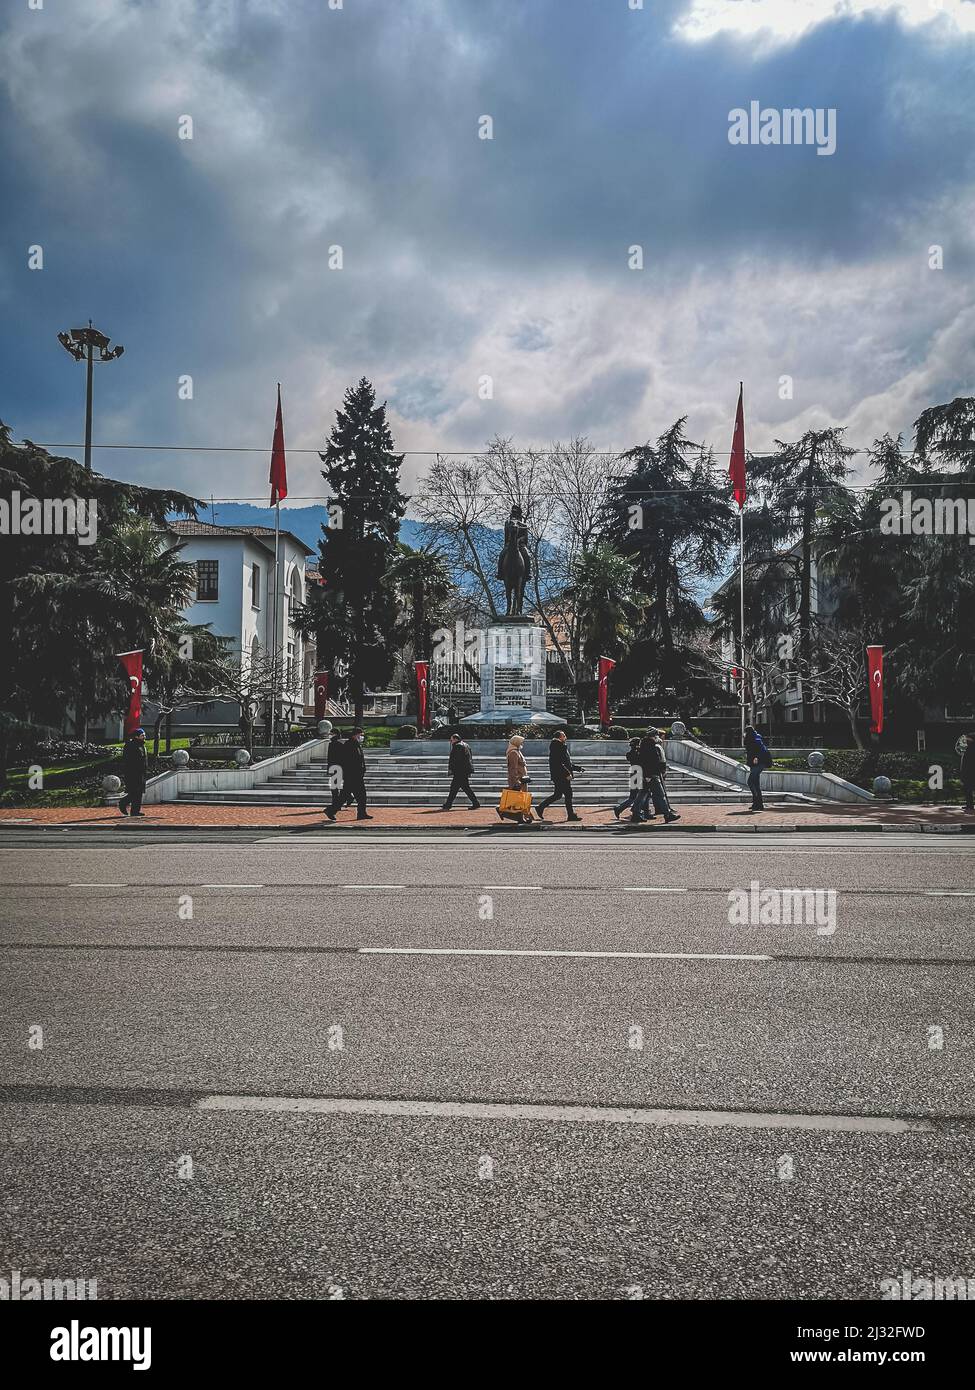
[496,504,532,616]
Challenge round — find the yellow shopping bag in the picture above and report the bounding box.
[499,787,532,815]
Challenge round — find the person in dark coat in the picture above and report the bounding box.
[538,730,582,821]
[118,727,148,817]
[633,731,680,823]
[743,724,770,811]
[323,730,348,818]
[614,738,642,820]
[961,732,975,812]
[442,733,480,810]
[325,727,372,820]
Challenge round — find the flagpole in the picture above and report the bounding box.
[271,498,280,749]
[739,500,746,745]
[735,379,746,747]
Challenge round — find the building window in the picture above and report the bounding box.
[196,559,219,601]
[251,563,261,608]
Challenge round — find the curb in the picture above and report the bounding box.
[1,820,973,836]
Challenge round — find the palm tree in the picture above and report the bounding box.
[385,543,456,660]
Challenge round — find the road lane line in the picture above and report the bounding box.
[201,884,263,889]
[196,1094,934,1134]
[624,887,688,893]
[67,882,128,887]
[358,947,770,961]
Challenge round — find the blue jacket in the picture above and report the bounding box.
[745,731,771,768]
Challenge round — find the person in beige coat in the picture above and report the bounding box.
[502,734,534,823]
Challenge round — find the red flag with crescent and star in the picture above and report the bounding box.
[597,656,615,728]
[314,671,329,722]
[269,383,288,505]
[729,382,746,509]
[867,646,884,734]
[414,660,429,730]
[116,650,144,735]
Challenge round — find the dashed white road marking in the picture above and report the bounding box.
[358,947,770,961]
[197,1094,933,1134]
[624,886,688,893]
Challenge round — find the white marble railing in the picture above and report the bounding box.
[141,739,327,804]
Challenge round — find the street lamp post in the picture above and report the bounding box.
[57,321,124,472]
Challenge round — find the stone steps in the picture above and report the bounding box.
[174,749,798,806]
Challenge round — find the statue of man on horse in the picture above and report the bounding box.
[496,504,532,616]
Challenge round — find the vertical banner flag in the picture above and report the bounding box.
[314,671,329,722]
[116,650,144,736]
[729,382,746,508]
[867,646,884,734]
[414,660,429,730]
[597,656,615,728]
[269,383,288,505]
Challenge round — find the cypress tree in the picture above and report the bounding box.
[309,379,407,722]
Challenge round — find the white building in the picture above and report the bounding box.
[167,520,316,724]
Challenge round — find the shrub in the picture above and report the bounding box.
[28,739,107,765]
[606,725,628,740]
[399,724,418,739]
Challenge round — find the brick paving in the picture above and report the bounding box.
[1,801,972,830]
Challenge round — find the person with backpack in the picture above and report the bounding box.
[442,733,480,811]
[633,731,680,824]
[744,724,771,811]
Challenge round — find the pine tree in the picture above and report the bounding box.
[304,379,407,722]
[602,419,733,703]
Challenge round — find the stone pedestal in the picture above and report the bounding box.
[461,617,563,726]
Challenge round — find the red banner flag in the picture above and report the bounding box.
[867,646,884,735]
[729,382,746,509]
[414,660,429,730]
[314,671,329,722]
[116,650,144,736]
[597,656,615,728]
[269,383,288,505]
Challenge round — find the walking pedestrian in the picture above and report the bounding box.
[744,724,771,811]
[323,729,347,819]
[961,731,975,813]
[326,727,372,820]
[614,737,642,820]
[538,729,582,821]
[633,730,680,824]
[117,727,148,817]
[501,733,534,824]
[442,732,480,810]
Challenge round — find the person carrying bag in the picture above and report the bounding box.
[499,734,534,823]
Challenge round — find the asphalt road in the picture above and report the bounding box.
[1,829,974,1300]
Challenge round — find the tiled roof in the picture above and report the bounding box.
[168,519,314,555]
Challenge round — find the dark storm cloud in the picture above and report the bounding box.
[0,0,972,498]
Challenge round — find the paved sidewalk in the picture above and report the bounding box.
[1,802,973,830]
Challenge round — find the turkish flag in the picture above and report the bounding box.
[314,671,329,722]
[414,661,429,729]
[269,383,288,505]
[867,642,884,733]
[867,646,884,735]
[597,656,615,728]
[116,650,144,736]
[729,383,746,509]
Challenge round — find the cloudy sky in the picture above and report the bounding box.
[2,0,974,506]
